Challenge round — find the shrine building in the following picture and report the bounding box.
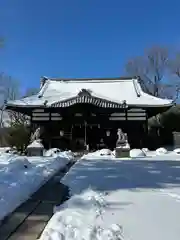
[5,77,173,150]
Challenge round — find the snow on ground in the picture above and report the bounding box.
[81,148,114,159]
[0,150,74,221]
[40,149,180,240]
[40,189,123,240]
[0,147,12,153]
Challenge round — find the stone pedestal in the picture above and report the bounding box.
[27,140,44,156]
[173,132,180,149]
[115,147,130,158]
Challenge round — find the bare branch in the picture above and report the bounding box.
[0,73,19,105]
[7,110,29,127]
[169,53,180,77]
[125,46,170,98]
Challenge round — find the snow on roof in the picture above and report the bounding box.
[6,77,173,108]
[27,140,44,148]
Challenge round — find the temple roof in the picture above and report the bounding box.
[6,77,173,109]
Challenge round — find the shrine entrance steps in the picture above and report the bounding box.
[0,161,74,240]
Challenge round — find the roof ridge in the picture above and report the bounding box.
[46,76,138,82]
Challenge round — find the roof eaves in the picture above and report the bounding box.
[6,103,47,109]
[128,102,174,108]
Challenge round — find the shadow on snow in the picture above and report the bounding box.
[62,158,180,194]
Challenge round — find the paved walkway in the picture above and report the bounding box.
[0,162,73,240]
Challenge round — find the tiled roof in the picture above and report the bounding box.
[6,77,173,108]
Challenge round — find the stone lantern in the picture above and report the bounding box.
[60,130,64,137]
[106,130,111,137]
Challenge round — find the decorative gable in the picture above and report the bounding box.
[78,89,92,97]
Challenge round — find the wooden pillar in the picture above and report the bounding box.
[84,120,87,150]
[70,125,73,141]
[29,112,33,143]
[125,108,128,136]
[49,111,52,149]
[125,108,128,122]
[144,110,149,147]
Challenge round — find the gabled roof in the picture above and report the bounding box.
[6,77,173,109]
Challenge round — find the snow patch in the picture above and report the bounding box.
[40,189,123,240]
[59,150,74,160]
[27,140,44,148]
[98,149,112,156]
[156,147,168,155]
[0,147,12,153]
[142,148,149,153]
[82,149,113,159]
[45,148,74,160]
[130,149,146,158]
[44,148,61,157]
[173,148,180,154]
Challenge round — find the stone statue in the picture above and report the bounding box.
[30,126,44,142]
[115,128,130,158]
[116,128,127,147]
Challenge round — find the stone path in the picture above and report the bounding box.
[0,162,73,240]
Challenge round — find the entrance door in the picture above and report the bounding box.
[72,124,85,150]
[72,122,101,150]
[87,124,101,150]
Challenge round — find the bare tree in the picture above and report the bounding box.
[0,73,19,104]
[8,87,39,127]
[8,111,29,127]
[126,46,171,98]
[0,40,30,148]
[0,73,20,127]
[168,52,180,101]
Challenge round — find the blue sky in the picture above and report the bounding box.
[1,0,180,92]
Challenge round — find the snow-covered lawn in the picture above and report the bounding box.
[40,149,180,240]
[0,151,73,221]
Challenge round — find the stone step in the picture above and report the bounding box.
[0,161,75,240]
[0,200,41,240]
[8,202,54,240]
